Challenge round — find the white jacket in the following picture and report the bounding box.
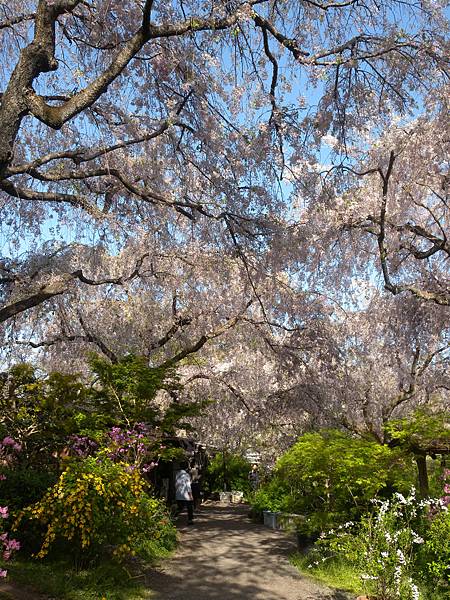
[175,469,192,501]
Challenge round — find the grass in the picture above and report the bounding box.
[4,534,178,600]
[6,558,150,600]
[290,551,362,596]
[3,522,177,599]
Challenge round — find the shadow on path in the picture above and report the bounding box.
[146,503,352,600]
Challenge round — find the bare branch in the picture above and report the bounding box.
[147,315,193,354]
[24,9,251,129]
[0,254,150,324]
[160,299,254,368]
[78,313,118,363]
[0,13,35,30]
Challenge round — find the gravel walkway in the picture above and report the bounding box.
[145,503,352,600]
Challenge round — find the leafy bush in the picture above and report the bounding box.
[0,467,57,513]
[206,452,252,493]
[385,410,450,497]
[419,507,450,593]
[385,410,450,451]
[0,357,203,475]
[306,488,449,600]
[251,429,415,534]
[251,479,286,514]
[0,365,91,468]
[13,457,175,563]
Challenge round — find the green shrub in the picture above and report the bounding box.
[251,429,415,535]
[13,457,175,563]
[418,506,450,593]
[0,467,57,512]
[251,479,286,514]
[206,452,252,493]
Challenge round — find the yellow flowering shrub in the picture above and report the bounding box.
[13,457,173,561]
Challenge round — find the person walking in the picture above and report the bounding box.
[189,461,202,510]
[248,464,260,491]
[175,461,194,525]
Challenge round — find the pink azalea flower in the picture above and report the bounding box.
[6,539,20,551]
[1,437,15,447]
[0,569,7,578]
[0,506,9,519]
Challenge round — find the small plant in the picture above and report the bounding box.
[307,488,449,600]
[13,457,175,563]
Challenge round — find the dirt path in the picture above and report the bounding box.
[145,503,351,600]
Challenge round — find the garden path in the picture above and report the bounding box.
[145,503,351,600]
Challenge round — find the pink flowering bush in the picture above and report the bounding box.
[0,436,22,467]
[0,437,22,578]
[0,505,21,578]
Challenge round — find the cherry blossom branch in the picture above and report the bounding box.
[16,334,85,348]
[302,0,360,8]
[160,299,254,368]
[0,280,69,324]
[342,154,450,306]
[146,315,193,355]
[0,253,150,324]
[77,313,118,363]
[0,0,261,173]
[24,6,255,129]
[382,344,450,422]
[16,319,118,363]
[183,373,253,412]
[0,178,100,215]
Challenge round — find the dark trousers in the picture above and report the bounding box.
[191,482,201,508]
[177,500,194,522]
